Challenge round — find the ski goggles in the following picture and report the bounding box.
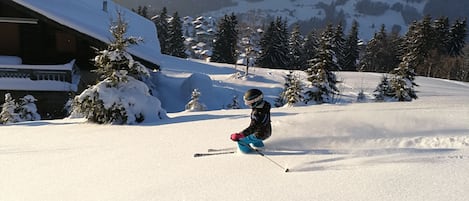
[244,94,263,107]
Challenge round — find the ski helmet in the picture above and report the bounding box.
[244,89,263,107]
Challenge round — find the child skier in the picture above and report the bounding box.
[230,89,272,153]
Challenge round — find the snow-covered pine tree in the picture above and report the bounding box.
[288,24,306,70]
[373,75,393,101]
[153,7,170,54]
[333,22,346,71]
[185,88,207,111]
[211,13,238,64]
[276,71,303,107]
[304,24,340,104]
[167,12,187,58]
[256,17,290,68]
[343,20,360,71]
[389,53,418,101]
[0,93,19,124]
[226,95,241,109]
[72,11,166,124]
[16,95,41,121]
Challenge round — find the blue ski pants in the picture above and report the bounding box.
[238,135,264,153]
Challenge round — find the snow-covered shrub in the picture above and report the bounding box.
[1,93,40,124]
[71,11,167,124]
[185,88,207,111]
[72,76,166,124]
[356,89,367,103]
[17,95,41,121]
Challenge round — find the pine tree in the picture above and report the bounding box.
[211,13,238,64]
[304,27,340,104]
[288,24,306,70]
[226,95,241,109]
[360,24,400,73]
[256,17,290,68]
[333,22,346,71]
[447,18,467,57]
[185,89,207,111]
[154,7,170,54]
[342,20,360,71]
[303,30,320,69]
[389,53,418,101]
[373,75,393,101]
[72,12,164,124]
[0,93,19,124]
[93,12,149,85]
[167,12,187,58]
[276,71,303,107]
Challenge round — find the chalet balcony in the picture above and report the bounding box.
[0,57,80,92]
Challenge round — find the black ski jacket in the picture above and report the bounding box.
[241,101,272,140]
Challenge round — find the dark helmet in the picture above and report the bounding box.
[244,89,263,107]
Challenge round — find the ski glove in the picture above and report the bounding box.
[230,133,245,141]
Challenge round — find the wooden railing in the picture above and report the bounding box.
[0,60,76,83]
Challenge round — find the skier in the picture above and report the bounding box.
[230,89,272,153]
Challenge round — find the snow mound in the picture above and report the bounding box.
[180,73,214,106]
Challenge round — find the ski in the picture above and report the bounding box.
[208,147,237,152]
[194,151,236,157]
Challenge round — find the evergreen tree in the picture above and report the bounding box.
[167,12,187,58]
[360,24,400,73]
[226,95,241,109]
[0,93,19,124]
[304,27,340,104]
[303,30,320,69]
[342,20,360,71]
[72,12,165,124]
[211,13,238,64]
[93,12,149,85]
[154,7,170,54]
[373,75,393,101]
[333,22,346,71]
[389,53,418,101]
[185,89,207,111]
[256,17,290,68]
[447,18,467,57]
[276,71,303,107]
[288,24,306,70]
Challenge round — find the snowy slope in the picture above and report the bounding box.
[1,56,469,201]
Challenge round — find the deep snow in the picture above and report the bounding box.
[1,55,469,201]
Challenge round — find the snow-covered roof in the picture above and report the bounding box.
[12,0,161,67]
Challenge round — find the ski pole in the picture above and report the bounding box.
[239,141,290,172]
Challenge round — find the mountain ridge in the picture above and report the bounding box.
[114,0,469,40]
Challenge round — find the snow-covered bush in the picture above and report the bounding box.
[185,88,207,111]
[1,93,40,124]
[71,11,167,124]
[72,76,166,124]
[17,95,41,121]
[356,89,367,103]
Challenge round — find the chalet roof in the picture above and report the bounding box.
[12,0,161,67]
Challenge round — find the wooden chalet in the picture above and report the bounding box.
[0,0,162,119]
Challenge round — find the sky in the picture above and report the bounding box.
[1,54,469,201]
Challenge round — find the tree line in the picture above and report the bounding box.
[138,7,468,82]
